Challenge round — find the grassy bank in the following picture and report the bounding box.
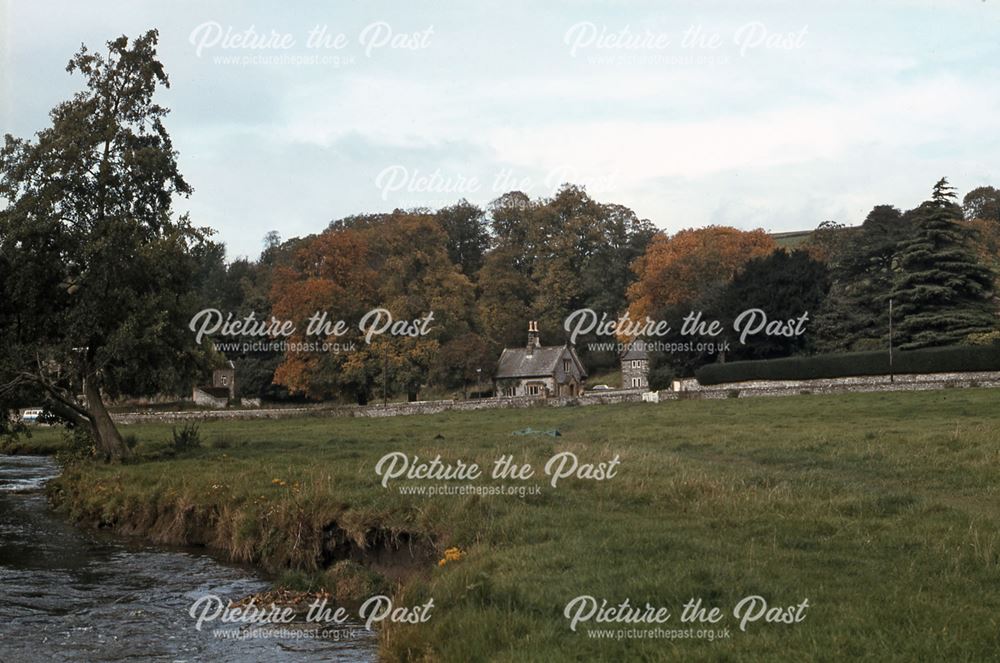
[19,389,1000,661]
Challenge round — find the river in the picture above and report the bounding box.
[0,455,377,662]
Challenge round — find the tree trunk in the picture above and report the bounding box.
[83,378,130,460]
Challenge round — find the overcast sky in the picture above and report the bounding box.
[2,1,999,260]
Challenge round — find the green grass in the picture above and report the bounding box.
[19,389,1000,661]
[771,230,814,249]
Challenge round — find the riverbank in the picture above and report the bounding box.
[0,455,376,662]
[14,389,1000,661]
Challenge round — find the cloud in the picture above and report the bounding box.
[3,0,1000,258]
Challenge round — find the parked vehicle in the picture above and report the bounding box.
[20,409,44,424]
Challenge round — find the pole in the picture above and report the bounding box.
[888,298,894,383]
[382,344,388,407]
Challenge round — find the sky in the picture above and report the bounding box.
[2,0,999,260]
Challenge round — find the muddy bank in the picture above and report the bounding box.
[48,462,439,603]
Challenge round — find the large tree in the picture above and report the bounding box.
[270,211,478,403]
[963,185,1000,223]
[627,225,776,320]
[716,249,830,360]
[478,185,655,363]
[813,205,911,352]
[436,199,490,277]
[0,31,209,459]
[891,179,996,349]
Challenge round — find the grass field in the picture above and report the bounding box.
[14,389,1000,661]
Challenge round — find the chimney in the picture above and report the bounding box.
[526,321,540,354]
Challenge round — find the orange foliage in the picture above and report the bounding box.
[270,229,375,323]
[627,226,777,318]
[267,212,477,400]
[269,228,377,395]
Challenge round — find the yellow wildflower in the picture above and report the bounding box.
[438,546,466,566]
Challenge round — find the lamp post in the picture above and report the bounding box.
[476,367,483,399]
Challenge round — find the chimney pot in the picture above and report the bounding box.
[527,321,540,353]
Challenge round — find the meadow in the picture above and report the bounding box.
[16,389,1000,661]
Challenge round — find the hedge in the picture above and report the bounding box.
[695,345,1000,385]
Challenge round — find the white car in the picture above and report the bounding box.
[20,408,44,424]
[589,385,613,391]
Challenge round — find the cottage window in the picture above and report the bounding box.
[632,377,641,388]
[221,376,228,386]
[527,384,541,396]
[563,359,570,372]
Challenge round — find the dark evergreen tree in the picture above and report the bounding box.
[814,205,909,352]
[891,178,996,349]
[717,250,831,359]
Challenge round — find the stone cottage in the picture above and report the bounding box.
[621,339,649,390]
[192,361,236,408]
[494,322,587,398]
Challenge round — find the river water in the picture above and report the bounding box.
[0,455,377,662]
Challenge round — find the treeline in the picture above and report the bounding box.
[4,31,996,460]
[628,179,1000,387]
[195,185,655,403]
[196,179,1000,402]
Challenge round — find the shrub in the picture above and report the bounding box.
[696,345,1000,385]
[171,423,201,452]
[647,365,675,391]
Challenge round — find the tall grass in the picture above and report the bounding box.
[26,388,1000,661]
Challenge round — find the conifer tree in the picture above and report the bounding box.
[891,178,996,349]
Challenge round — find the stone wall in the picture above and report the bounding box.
[112,390,646,424]
[110,370,1000,425]
[667,371,1000,400]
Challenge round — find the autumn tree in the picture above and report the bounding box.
[627,226,776,321]
[270,211,479,403]
[368,212,477,400]
[0,31,209,459]
[269,226,377,402]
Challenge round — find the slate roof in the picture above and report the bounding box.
[621,339,649,361]
[495,345,587,380]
